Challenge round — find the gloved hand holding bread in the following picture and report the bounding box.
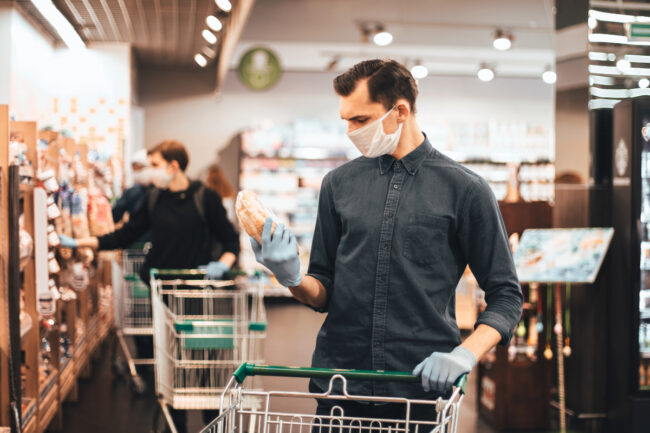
[236,190,302,287]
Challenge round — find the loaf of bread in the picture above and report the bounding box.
[236,190,276,244]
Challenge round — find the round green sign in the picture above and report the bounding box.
[238,47,282,91]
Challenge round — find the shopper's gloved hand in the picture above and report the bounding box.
[250,218,302,287]
[413,346,477,393]
[200,261,229,280]
[58,234,78,249]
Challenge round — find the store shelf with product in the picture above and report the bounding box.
[0,106,117,433]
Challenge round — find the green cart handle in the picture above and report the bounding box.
[233,363,467,394]
[150,268,247,279]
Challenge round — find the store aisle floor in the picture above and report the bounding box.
[60,337,500,433]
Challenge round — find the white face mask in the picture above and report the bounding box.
[151,166,175,189]
[347,106,403,158]
[132,167,152,186]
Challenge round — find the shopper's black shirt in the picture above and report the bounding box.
[98,181,239,280]
[307,136,523,399]
[111,183,152,243]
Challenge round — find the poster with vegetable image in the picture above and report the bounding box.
[514,228,614,283]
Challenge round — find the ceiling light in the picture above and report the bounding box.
[608,53,617,61]
[588,17,597,29]
[215,0,232,12]
[542,67,557,84]
[410,63,428,79]
[194,53,207,67]
[206,15,222,32]
[202,29,217,44]
[477,64,495,82]
[640,78,650,88]
[617,57,632,73]
[373,28,393,46]
[30,0,85,49]
[493,30,513,51]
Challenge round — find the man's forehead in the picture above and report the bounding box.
[339,80,382,118]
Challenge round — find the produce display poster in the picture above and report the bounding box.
[513,228,614,283]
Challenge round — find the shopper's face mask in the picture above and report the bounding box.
[132,167,152,186]
[151,163,175,189]
[346,105,403,158]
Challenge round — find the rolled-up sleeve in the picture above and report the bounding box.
[307,173,341,312]
[457,177,523,345]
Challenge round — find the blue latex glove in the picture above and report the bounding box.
[58,234,78,248]
[412,346,476,393]
[250,217,302,287]
[201,261,229,280]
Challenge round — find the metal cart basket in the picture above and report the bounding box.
[201,363,467,433]
[113,247,152,393]
[151,269,266,432]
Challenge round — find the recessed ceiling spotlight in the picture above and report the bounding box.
[194,53,207,67]
[478,64,495,82]
[215,0,232,12]
[617,57,632,73]
[640,78,650,88]
[372,25,393,46]
[542,67,557,84]
[206,15,222,32]
[493,29,513,51]
[410,61,428,79]
[202,29,217,44]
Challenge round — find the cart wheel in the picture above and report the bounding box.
[131,376,146,395]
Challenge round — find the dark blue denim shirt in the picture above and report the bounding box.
[307,136,523,399]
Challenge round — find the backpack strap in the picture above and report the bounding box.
[193,184,207,225]
[147,188,162,218]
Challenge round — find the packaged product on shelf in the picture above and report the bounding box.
[9,136,35,185]
[37,287,56,316]
[70,189,94,264]
[47,251,61,274]
[37,169,60,193]
[19,215,33,268]
[47,224,60,247]
[61,262,89,291]
[57,187,74,260]
[87,191,115,236]
[46,196,62,220]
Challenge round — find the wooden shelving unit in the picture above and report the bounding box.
[0,107,115,433]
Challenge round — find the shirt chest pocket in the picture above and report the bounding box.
[403,214,450,265]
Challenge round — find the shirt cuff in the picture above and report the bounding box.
[305,272,333,313]
[474,310,515,346]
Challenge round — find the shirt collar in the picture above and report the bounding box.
[378,134,433,176]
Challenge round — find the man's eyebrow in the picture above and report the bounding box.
[341,114,370,121]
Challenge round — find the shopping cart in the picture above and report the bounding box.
[201,363,467,433]
[113,247,152,394]
[151,269,267,433]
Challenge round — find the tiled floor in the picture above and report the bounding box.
[59,338,499,433]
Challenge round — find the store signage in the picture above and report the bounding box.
[629,23,650,41]
[238,47,282,91]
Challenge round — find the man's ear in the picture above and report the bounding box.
[170,160,181,171]
[396,100,411,122]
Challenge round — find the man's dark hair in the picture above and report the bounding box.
[147,140,189,172]
[333,59,418,113]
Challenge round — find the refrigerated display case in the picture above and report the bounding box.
[610,96,650,433]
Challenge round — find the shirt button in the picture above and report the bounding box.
[393,184,399,189]
[388,212,393,218]
[383,244,389,251]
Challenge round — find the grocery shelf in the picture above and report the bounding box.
[22,398,36,428]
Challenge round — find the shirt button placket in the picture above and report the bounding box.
[371,166,405,396]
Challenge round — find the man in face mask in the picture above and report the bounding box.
[250,59,523,421]
[62,140,239,282]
